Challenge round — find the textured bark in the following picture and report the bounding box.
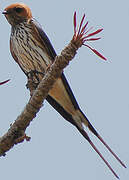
[0,40,79,156]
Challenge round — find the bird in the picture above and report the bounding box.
[3,3,126,178]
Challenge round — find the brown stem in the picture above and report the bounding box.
[0,40,80,156]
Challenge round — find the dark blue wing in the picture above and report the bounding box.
[31,18,80,117]
[32,18,57,60]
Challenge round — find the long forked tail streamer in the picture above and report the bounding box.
[77,127,120,179]
[97,134,126,168]
[88,121,126,169]
[89,140,119,179]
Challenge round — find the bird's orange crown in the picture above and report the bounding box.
[3,3,32,25]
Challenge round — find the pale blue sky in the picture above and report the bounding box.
[0,0,128,180]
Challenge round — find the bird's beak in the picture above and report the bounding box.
[2,10,8,15]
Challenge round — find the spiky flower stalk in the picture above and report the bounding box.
[72,12,107,60]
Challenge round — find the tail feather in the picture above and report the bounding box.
[75,109,98,136]
[46,94,126,178]
[76,109,126,167]
[97,134,127,168]
[76,126,120,179]
[73,109,126,178]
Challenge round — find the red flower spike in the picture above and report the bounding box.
[78,14,85,35]
[85,28,103,38]
[0,79,10,85]
[85,37,101,41]
[84,44,107,60]
[80,21,88,34]
[73,12,107,60]
[74,12,77,35]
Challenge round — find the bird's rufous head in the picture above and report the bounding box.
[2,3,32,26]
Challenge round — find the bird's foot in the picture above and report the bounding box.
[26,70,45,96]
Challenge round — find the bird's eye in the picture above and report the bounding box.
[15,7,23,13]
